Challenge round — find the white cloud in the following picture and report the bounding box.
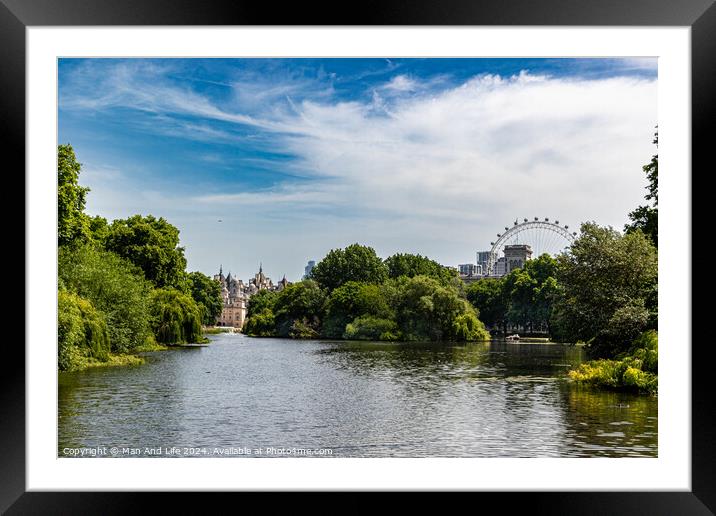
[62,63,657,277]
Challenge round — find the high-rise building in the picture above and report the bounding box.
[304,260,316,279]
[476,251,491,276]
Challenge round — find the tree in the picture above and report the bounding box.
[392,275,490,342]
[625,129,658,247]
[272,280,327,338]
[384,253,457,284]
[553,222,658,357]
[309,243,388,291]
[465,278,507,333]
[57,144,91,247]
[149,288,203,344]
[322,281,392,338]
[59,245,154,353]
[187,271,223,325]
[104,214,188,288]
[502,253,559,333]
[58,289,111,371]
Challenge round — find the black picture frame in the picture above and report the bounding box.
[3,0,711,512]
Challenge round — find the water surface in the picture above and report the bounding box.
[58,333,657,457]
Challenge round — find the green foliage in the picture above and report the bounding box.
[58,290,111,371]
[553,222,657,357]
[384,253,457,284]
[309,243,388,291]
[149,288,203,344]
[242,309,276,337]
[57,144,91,247]
[104,214,187,288]
[343,315,400,341]
[625,130,658,246]
[246,289,278,318]
[272,280,327,338]
[187,271,223,325]
[569,330,658,394]
[465,278,507,330]
[88,215,110,247]
[59,245,154,353]
[392,275,490,341]
[322,281,392,338]
[502,253,559,332]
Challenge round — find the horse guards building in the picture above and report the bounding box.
[213,265,290,329]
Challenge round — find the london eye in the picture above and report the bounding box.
[486,217,577,276]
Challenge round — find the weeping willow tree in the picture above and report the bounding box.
[58,290,111,371]
[150,288,203,344]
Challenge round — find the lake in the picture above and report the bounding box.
[58,333,657,457]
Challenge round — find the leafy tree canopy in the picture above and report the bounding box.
[187,271,223,326]
[104,214,187,289]
[59,245,154,353]
[384,253,457,284]
[553,222,657,356]
[310,243,388,291]
[58,144,91,247]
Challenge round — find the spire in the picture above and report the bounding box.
[220,264,223,275]
[259,262,263,274]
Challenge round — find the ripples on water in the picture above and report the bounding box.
[58,334,657,458]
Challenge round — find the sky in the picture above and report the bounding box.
[58,58,658,281]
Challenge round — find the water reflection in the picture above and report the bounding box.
[58,334,657,457]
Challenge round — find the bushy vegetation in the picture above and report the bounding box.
[149,288,203,344]
[58,290,111,371]
[57,144,220,370]
[59,245,154,354]
[569,330,658,394]
[244,245,490,342]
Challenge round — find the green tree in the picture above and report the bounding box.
[553,222,658,357]
[57,144,91,247]
[149,288,203,344]
[502,253,559,333]
[59,245,154,353]
[310,243,388,291]
[465,278,507,332]
[272,280,327,338]
[246,289,278,318]
[625,130,658,246]
[58,289,111,371]
[322,281,392,338]
[187,271,223,325]
[384,253,457,284]
[104,214,188,288]
[392,275,489,342]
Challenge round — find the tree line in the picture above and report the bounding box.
[243,247,491,343]
[57,144,223,371]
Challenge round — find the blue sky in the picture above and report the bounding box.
[58,58,657,281]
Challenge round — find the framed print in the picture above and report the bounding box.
[3,0,712,512]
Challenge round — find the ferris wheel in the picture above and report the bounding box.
[486,217,577,276]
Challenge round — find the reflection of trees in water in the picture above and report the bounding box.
[558,384,658,457]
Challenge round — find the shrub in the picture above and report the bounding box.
[59,245,153,353]
[149,288,203,344]
[58,290,111,371]
[343,315,399,341]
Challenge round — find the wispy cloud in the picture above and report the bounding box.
[60,59,657,277]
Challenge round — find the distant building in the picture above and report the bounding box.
[304,260,316,279]
[504,244,533,273]
[458,263,480,277]
[494,256,507,277]
[476,251,491,275]
[213,264,291,329]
